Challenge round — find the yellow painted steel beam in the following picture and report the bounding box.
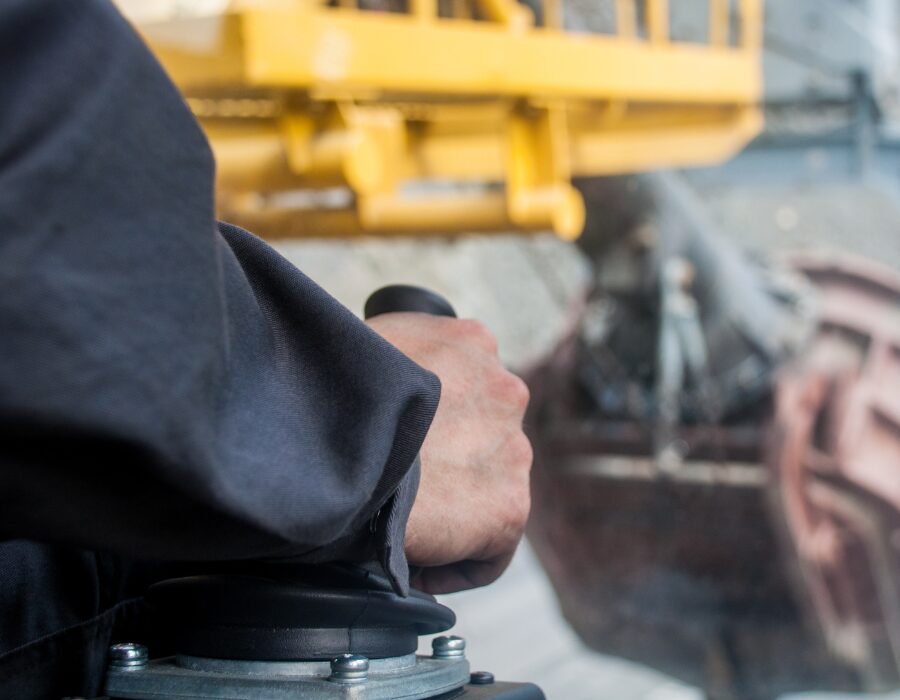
[360,192,512,232]
[410,106,762,180]
[209,104,760,238]
[222,104,756,240]
[568,107,763,175]
[542,0,563,30]
[645,0,669,44]
[224,192,569,239]
[709,0,729,46]
[476,0,534,28]
[410,0,437,22]
[206,104,760,187]
[740,0,763,49]
[134,1,763,239]
[144,8,761,104]
[616,0,637,38]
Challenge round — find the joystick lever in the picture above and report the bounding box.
[104,287,545,699]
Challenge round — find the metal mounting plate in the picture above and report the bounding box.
[105,654,469,700]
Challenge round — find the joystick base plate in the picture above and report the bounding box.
[106,653,469,700]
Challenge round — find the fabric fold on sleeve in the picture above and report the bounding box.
[0,0,440,596]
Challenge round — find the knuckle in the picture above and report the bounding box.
[456,319,497,352]
[507,487,531,531]
[508,374,530,409]
[509,432,534,469]
[490,370,529,406]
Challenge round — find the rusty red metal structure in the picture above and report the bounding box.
[769,254,900,690]
[525,246,900,700]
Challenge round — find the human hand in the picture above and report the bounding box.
[366,312,532,594]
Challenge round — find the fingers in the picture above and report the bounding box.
[369,310,533,594]
[411,552,517,595]
[368,313,499,355]
[488,368,530,417]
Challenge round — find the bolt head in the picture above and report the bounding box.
[432,635,466,658]
[329,653,369,683]
[108,643,149,669]
[470,671,496,685]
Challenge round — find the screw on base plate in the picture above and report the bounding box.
[329,654,370,683]
[432,635,466,659]
[109,643,149,669]
[470,671,495,685]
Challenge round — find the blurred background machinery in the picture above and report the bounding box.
[525,172,900,700]
[118,2,900,699]
[125,0,762,238]
[523,2,900,698]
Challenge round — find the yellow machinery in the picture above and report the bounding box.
[137,0,762,239]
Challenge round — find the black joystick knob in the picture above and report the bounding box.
[364,284,457,319]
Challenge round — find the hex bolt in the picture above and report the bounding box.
[108,643,149,669]
[432,635,466,659]
[470,671,496,685]
[329,654,369,683]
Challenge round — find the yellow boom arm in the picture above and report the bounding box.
[137,0,762,239]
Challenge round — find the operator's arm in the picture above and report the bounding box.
[0,0,437,593]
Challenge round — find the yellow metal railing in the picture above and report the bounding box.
[135,0,763,239]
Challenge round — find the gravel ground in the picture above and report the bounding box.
[275,233,591,373]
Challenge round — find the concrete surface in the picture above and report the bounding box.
[275,234,591,372]
[687,179,900,273]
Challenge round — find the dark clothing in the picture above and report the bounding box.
[0,543,174,698]
[0,0,440,696]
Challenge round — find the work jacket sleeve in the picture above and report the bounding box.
[0,0,438,595]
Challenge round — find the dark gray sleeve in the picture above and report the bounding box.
[0,0,438,595]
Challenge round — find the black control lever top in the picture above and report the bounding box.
[365,284,457,319]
